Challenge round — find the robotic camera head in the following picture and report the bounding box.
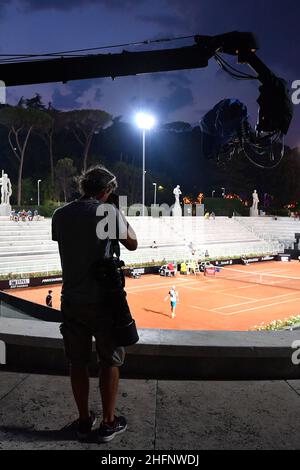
[256,75,293,135]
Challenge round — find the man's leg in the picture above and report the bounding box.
[70,365,90,421]
[99,366,120,423]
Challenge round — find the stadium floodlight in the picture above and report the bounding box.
[135,112,156,130]
[135,113,156,215]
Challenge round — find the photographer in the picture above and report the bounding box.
[52,165,137,443]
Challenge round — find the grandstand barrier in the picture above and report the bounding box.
[0,255,279,290]
[1,290,300,380]
[0,274,63,291]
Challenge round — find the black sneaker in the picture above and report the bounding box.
[98,416,127,443]
[77,411,97,441]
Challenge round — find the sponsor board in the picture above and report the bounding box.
[277,253,291,262]
[8,278,30,289]
[132,268,145,275]
[214,259,233,266]
[0,274,63,291]
[242,255,276,264]
[205,267,216,276]
[41,277,63,284]
[261,255,276,261]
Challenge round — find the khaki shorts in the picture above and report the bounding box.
[60,298,125,368]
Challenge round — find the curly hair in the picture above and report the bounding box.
[78,165,118,197]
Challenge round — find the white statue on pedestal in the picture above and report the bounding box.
[172,185,182,217]
[1,171,12,205]
[173,185,182,203]
[250,189,259,217]
[0,170,12,216]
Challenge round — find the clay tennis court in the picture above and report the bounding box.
[6,260,300,331]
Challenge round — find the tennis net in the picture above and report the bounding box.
[217,266,300,291]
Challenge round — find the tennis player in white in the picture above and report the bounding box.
[164,285,179,318]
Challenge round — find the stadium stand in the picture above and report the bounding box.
[236,216,300,249]
[0,215,283,275]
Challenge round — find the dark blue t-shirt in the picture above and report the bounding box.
[52,199,121,304]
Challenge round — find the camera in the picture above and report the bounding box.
[93,257,125,290]
[92,257,139,346]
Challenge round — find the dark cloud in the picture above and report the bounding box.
[158,82,193,115]
[137,13,188,30]
[166,0,300,76]
[151,72,192,86]
[52,79,103,109]
[0,0,11,17]
[19,0,142,11]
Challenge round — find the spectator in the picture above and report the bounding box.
[21,210,27,221]
[180,261,187,275]
[167,262,176,276]
[27,209,33,221]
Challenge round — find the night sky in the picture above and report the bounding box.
[0,0,299,147]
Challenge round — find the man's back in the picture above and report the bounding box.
[52,199,115,303]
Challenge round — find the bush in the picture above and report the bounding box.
[204,197,249,216]
[253,315,300,331]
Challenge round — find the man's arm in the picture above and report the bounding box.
[116,208,138,251]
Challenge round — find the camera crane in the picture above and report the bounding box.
[0,31,293,165]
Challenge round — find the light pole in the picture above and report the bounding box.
[135,113,155,216]
[221,187,225,198]
[212,190,215,198]
[37,179,42,206]
[153,182,157,206]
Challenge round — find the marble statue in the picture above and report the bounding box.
[173,185,182,203]
[172,184,182,217]
[250,189,259,217]
[1,171,12,205]
[0,170,12,216]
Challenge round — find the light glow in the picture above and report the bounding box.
[135,112,156,130]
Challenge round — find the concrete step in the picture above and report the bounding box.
[0,244,57,252]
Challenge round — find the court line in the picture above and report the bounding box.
[219,296,300,316]
[212,290,300,311]
[188,304,215,313]
[126,278,213,294]
[181,284,254,300]
[214,282,297,293]
[126,279,190,291]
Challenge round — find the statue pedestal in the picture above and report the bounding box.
[0,203,11,216]
[172,203,182,217]
[250,207,259,217]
